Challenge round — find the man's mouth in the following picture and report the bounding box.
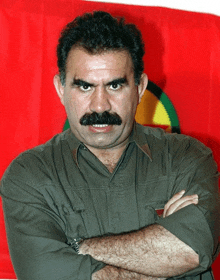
[91,124,109,127]
[89,123,112,133]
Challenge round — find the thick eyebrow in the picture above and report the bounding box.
[106,77,128,86]
[71,79,94,88]
[71,77,128,88]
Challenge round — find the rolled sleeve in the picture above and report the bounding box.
[157,138,220,278]
[1,195,105,280]
[157,204,216,278]
[0,157,105,280]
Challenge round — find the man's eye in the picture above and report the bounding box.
[80,85,91,92]
[109,83,121,90]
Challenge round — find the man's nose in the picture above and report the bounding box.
[89,86,111,113]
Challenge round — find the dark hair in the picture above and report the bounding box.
[57,11,145,85]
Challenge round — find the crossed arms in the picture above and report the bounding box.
[1,176,218,280]
[1,143,219,280]
[79,191,199,280]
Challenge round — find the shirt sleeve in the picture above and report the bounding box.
[0,154,105,280]
[157,136,220,279]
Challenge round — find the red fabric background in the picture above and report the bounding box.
[1,0,220,278]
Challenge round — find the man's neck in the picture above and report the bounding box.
[85,144,127,173]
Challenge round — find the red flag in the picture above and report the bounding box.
[1,0,220,278]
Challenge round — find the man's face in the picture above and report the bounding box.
[54,47,148,151]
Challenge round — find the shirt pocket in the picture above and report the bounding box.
[62,202,88,240]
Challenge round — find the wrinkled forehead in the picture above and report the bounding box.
[65,47,135,82]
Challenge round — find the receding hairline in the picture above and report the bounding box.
[65,45,135,71]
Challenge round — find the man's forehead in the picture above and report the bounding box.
[66,47,133,68]
[65,47,134,83]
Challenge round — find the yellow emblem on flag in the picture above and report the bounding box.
[135,81,180,133]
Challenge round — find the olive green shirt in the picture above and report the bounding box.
[1,123,219,280]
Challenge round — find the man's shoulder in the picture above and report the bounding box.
[2,130,73,181]
[136,123,167,138]
[20,129,70,159]
[136,123,213,158]
[136,123,186,145]
[1,130,76,199]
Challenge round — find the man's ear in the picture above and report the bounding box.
[53,74,65,105]
[137,73,148,104]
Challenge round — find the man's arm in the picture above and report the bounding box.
[80,138,220,279]
[80,192,199,279]
[0,154,106,280]
[82,224,198,278]
[92,265,166,280]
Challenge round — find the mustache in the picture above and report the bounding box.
[80,111,122,126]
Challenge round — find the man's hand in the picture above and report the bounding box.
[79,190,199,278]
[163,190,198,218]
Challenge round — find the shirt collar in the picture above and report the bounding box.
[65,122,152,163]
[64,129,82,163]
[128,122,152,161]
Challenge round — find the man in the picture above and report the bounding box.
[1,11,219,280]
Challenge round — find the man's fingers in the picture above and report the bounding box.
[163,193,198,217]
[174,199,198,213]
[163,190,185,217]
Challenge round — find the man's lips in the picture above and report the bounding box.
[88,124,113,132]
